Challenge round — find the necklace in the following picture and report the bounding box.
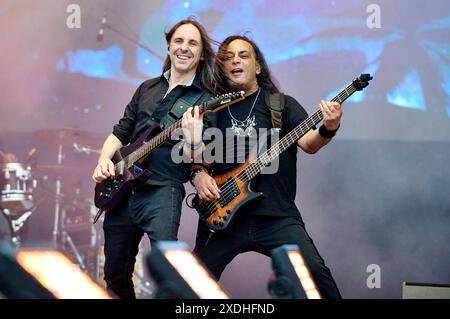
[228,88,261,137]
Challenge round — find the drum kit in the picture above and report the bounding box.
[0,162,35,243]
[0,128,105,277]
[0,128,153,296]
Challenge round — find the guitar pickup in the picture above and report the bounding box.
[219,178,240,207]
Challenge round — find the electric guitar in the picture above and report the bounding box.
[94,91,245,212]
[192,74,373,232]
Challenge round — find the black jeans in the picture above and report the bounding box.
[103,185,185,299]
[193,215,342,299]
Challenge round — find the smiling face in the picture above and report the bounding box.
[220,39,261,94]
[168,23,203,76]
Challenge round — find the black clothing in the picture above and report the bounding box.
[112,74,204,144]
[104,185,184,299]
[194,214,342,299]
[112,74,207,189]
[105,74,211,299]
[194,89,342,299]
[214,90,309,217]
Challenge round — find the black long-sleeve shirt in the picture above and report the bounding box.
[112,73,211,189]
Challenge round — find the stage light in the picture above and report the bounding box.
[0,244,111,299]
[0,243,55,298]
[268,244,321,299]
[146,241,230,299]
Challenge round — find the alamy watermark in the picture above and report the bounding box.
[366,4,381,29]
[366,264,381,288]
[170,127,281,174]
[66,4,81,29]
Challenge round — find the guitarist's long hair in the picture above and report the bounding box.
[214,35,281,94]
[163,17,216,93]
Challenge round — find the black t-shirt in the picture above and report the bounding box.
[211,89,310,217]
[112,74,211,189]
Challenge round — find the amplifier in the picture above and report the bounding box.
[402,282,450,299]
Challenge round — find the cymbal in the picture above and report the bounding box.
[33,128,105,148]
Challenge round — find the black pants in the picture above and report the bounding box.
[193,215,342,299]
[103,185,185,299]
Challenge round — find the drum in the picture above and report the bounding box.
[1,163,35,216]
[0,210,13,243]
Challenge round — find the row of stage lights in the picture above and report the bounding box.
[0,241,320,299]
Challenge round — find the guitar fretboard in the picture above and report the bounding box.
[238,82,357,182]
[119,104,206,169]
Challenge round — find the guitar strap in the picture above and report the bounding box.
[145,87,284,131]
[137,77,211,130]
[264,92,285,129]
[159,90,210,130]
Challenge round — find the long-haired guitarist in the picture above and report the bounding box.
[91,18,216,299]
[190,35,343,299]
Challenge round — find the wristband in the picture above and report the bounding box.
[190,168,207,186]
[318,124,340,139]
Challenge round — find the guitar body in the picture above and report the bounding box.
[94,124,161,211]
[193,160,264,232]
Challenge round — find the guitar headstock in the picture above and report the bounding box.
[203,91,245,113]
[353,73,373,91]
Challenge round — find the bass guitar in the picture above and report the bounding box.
[192,74,373,232]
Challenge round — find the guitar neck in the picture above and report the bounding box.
[120,91,246,169]
[239,82,357,182]
[126,121,182,166]
[124,104,207,167]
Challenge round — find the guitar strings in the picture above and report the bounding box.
[115,92,241,171]
[200,85,357,216]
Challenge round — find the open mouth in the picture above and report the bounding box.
[231,68,243,76]
[176,55,191,61]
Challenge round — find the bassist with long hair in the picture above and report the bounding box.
[191,35,351,299]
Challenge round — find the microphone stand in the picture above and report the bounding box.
[52,144,64,248]
[102,22,165,62]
